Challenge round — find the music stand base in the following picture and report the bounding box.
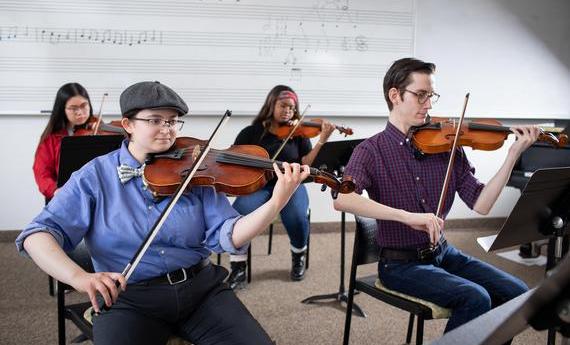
[301,290,366,318]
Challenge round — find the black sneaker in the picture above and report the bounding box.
[290,251,306,281]
[227,261,247,289]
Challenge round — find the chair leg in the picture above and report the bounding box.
[405,313,415,344]
[268,224,273,255]
[305,230,310,269]
[305,210,311,269]
[49,276,55,296]
[247,245,252,283]
[57,283,66,345]
[415,316,424,345]
[216,253,221,265]
[70,334,89,343]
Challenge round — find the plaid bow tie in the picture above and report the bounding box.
[117,164,145,184]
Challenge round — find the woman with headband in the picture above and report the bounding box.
[227,85,336,288]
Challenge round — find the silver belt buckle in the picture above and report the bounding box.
[167,268,188,285]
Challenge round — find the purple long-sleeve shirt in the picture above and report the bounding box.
[344,122,484,249]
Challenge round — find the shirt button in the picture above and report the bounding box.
[416,176,420,181]
[421,199,426,203]
[148,205,153,210]
[160,250,165,255]
[399,142,403,146]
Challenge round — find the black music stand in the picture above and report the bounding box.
[301,139,366,317]
[485,166,570,345]
[57,135,124,187]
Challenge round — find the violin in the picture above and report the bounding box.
[143,137,355,197]
[74,92,126,137]
[74,116,126,136]
[273,118,353,139]
[410,116,568,154]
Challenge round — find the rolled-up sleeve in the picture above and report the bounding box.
[455,148,485,210]
[344,144,374,195]
[15,169,94,256]
[200,187,249,255]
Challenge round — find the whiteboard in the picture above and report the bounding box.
[0,0,415,116]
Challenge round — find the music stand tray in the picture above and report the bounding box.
[301,138,366,317]
[58,135,124,187]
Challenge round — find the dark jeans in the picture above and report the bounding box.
[378,243,528,333]
[93,264,273,345]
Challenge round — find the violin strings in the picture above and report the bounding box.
[174,147,321,175]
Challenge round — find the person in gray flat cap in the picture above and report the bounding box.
[17,81,310,345]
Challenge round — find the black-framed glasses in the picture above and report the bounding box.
[403,89,440,104]
[131,117,184,131]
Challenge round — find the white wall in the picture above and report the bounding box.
[1,0,568,230]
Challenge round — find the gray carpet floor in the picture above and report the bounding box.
[0,224,559,344]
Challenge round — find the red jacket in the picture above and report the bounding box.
[33,128,69,199]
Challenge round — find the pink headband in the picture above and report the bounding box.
[278,90,298,104]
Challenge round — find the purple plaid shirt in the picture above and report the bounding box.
[344,122,484,249]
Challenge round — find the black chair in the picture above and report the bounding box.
[343,215,451,345]
[57,241,94,345]
[217,208,311,283]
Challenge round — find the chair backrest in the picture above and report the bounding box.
[60,241,94,291]
[68,241,94,273]
[354,215,380,265]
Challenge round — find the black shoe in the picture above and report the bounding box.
[227,261,247,289]
[290,251,306,281]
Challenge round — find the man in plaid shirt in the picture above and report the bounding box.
[334,57,539,333]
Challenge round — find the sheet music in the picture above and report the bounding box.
[476,234,497,252]
[0,0,415,115]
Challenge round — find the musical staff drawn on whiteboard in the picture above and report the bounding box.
[0,0,413,26]
[0,56,387,79]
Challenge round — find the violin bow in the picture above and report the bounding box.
[96,110,232,313]
[92,92,109,135]
[271,104,311,161]
[435,93,470,218]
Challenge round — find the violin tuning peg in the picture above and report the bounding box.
[331,190,339,200]
[321,184,327,192]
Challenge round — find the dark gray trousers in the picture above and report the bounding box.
[93,264,273,345]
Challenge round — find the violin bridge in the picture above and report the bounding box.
[192,145,201,161]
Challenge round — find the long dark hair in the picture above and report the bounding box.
[252,85,300,130]
[39,83,93,143]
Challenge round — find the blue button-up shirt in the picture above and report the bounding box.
[16,140,246,283]
[344,122,484,249]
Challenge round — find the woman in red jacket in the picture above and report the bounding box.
[33,83,94,200]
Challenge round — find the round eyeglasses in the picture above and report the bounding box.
[130,117,184,131]
[403,89,440,104]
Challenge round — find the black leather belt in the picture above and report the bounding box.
[379,238,447,263]
[142,258,211,286]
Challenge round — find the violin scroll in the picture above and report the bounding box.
[538,131,568,148]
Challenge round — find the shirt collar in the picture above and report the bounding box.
[384,121,408,145]
[118,139,143,168]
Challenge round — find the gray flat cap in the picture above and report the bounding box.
[120,81,189,116]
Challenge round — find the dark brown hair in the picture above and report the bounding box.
[383,58,436,111]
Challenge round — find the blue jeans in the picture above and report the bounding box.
[233,183,309,249]
[378,243,528,333]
